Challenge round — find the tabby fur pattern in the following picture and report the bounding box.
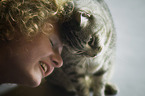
[46,0,118,96]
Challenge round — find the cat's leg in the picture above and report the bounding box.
[70,75,91,96]
[92,69,107,96]
[105,82,118,95]
[104,60,119,95]
[92,77,105,96]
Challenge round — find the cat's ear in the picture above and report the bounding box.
[75,11,90,27]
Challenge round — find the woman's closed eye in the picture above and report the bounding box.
[49,39,54,47]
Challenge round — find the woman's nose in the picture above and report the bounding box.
[51,52,63,68]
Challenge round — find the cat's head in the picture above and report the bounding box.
[60,7,108,57]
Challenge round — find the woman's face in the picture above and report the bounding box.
[0,22,63,87]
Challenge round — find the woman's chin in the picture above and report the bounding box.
[30,76,42,87]
[22,78,42,87]
[30,82,41,88]
[20,74,42,87]
[25,68,43,87]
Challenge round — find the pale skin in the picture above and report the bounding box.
[0,22,63,87]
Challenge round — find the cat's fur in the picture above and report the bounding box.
[46,0,118,96]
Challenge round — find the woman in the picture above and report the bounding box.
[0,0,72,87]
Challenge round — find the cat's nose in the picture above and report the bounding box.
[90,53,97,57]
[85,52,97,57]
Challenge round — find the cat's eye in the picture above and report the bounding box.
[88,36,95,46]
[76,51,84,54]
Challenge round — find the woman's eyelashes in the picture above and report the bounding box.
[49,39,54,47]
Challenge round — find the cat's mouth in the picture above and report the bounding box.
[84,52,97,57]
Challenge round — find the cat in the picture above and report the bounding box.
[46,0,118,96]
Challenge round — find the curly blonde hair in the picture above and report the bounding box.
[0,0,74,40]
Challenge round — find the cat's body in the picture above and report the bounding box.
[47,0,118,96]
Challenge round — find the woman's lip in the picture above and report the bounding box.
[39,61,54,77]
[39,64,45,78]
[45,66,54,77]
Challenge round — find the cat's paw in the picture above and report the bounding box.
[105,83,119,95]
